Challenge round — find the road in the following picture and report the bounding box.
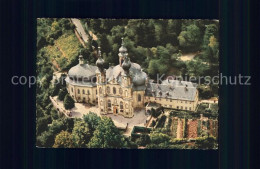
[71,18,89,43]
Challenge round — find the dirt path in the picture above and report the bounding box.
[179,52,199,61]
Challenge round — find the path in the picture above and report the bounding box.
[179,52,197,61]
[71,18,89,43]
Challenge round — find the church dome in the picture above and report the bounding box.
[122,57,131,72]
[133,71,147,86]
[119,37,127,53]
[96,57,104,70]
[68,63,97,81]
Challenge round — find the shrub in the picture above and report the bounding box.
[195,136,217,149]
[156,115,166,128]
[64,94,75,110]
[58,88,67,101]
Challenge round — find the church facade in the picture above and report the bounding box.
[65,38,199,118]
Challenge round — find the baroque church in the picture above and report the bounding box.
[65,38,199,118]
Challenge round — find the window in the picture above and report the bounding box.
[100,100,103,106]
[119,88,123,94]
[185,107,187,110]
[78,89,80,94]
[120,101,123,109]
[113,87,116,94]
[96,89,97,94]
[99,87,102,94]
[107,86,110,94]
[170,105,172,108]
[82,89,85,94]
[177,106,179,109]
[189,107,191,110]
[181,106,183,109]
[71,88,73,92]
[87,90,90,95]
[170,99,172,102]
[108,100,111,108]
[166,99,168,101]
[138,94,141,102]
[125,90,128,97]
[181,101,182,103]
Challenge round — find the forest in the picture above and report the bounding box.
[36,18,219,148]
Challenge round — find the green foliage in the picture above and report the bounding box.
[36,115,52,136]
[178,24,202,51]
[195,136,217,149]
[36,130,55,147]
[64,94,75,110]
[58,88,67,101]
[83,112,101,133]
[150,108,162,118]
[136,134,151,146]
[150,120,156,127]
[71,120,91,148]
[53,130,74,148]
[156,115,167,128]
[88,117,125,148]
[149,131,170,145]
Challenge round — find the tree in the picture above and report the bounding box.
[149,132,170,145]
[36,130,55,147]
[58,88,67,101]
[88,117,125,148]
[36,115,52,136]
[203,24,218,48]
[71,120,91,148]
[53,130,74,148]
[178,24,202,52]
[64,94,75,110]
[83,112,101,134]
[136,134,151,146]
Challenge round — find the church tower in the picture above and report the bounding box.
[96,47,107,114]
[121,50,134,117]
[118,37,128,66]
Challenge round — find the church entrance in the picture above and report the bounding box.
[113,106,118,115]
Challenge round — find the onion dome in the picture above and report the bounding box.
[133,71,147,86]
[122,56,131,72]
[96,47,104,71]
[119,37,127,53]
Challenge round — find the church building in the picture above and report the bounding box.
[65,38,199,118]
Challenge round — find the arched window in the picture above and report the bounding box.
[120,101,123,109]
[99,87,102,94]
[71,87,73,92]
[87,90,90,95]
[107,86,110,94]
[78,89,80,94]
[119,88,122,95]
[125,90,128,97]
[113,87,116,94]
[82,89,85,94]
[138,94,141,102]
[108,100,111,108]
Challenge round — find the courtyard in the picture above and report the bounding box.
[50,96,149,136]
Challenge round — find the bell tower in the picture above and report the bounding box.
[118,37,128,66]
[96,47,107,114]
